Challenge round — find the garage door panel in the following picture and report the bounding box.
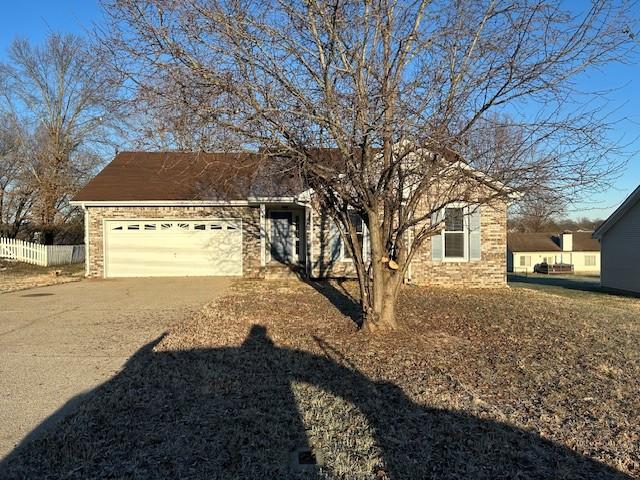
[104,219,243,277]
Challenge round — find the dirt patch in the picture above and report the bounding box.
[0,259,84,293]
[2,280,638,479]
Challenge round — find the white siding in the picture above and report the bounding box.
[570,251,600,275]
[600,200,640,293]
[510,251,561,274]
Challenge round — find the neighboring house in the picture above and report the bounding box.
[70,151,509,287]
[507,231,600,274]
[593,184,640,294]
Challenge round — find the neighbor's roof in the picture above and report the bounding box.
[72,151,305,202]
[593,184,640,239]
[507,233,561,252]
[571,232,600,252]
[507,231,599,252]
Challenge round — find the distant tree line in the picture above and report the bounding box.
[509,210,604,233]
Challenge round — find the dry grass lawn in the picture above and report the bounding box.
[0,259,84,293]
[2,279,638,479]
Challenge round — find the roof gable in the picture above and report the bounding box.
[593,184,640,239]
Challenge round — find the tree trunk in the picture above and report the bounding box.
[361,267,401,332]
[359,221,402,332]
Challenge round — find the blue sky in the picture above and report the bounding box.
[0,0,638,220]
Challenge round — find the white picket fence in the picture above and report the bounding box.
[0,238,85,267]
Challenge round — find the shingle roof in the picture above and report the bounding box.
[507,231,600,252]
[571,232,600,252]
[507,233,561,252]
[73,148,511,203]
[72,151,305,202]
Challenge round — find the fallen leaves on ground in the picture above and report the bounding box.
[3,279,638,479]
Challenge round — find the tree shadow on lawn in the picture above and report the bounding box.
[304,279,363,326]
[1,325,630,479]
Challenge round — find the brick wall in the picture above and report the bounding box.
[309,200,507,287]
[308,208,359,278]
[409,201,507,287]
[85,205,262,278]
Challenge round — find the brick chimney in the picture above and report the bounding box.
[560,231,573,252]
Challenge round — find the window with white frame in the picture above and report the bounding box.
[585,255,596,266]
[443,207,465,259]
[342,213,365,260]
[519,255,531,267]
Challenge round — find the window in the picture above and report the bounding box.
[211,224,222,230]
[585,255,596,266]
[144,224,157,231]
[111,225,123,231]
[432,205,480,262]
[343,213,365,260]
[520,256,531,267]
[194,224,206,230]
[127,224,140,231]
[444,207,465,258]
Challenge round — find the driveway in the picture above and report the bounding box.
[0,277,231,460]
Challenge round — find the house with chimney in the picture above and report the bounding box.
[507,231,600,275]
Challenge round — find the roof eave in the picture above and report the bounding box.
[593,184,640,239]
[69,196,302,207]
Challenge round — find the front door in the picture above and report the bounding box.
[270,212,292,263]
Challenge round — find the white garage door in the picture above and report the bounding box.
[104,219,243,277]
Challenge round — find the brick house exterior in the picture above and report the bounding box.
[85,205,262,278]
[72,151,509,286]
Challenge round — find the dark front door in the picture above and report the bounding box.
[270,212,292,263]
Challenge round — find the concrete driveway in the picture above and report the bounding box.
[0,277,232,460]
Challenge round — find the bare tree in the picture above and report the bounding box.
[102,0,636,330]
[0,33,120,243]
[0,113,32,237]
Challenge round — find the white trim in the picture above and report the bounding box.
[336,212,369,263]
[70,197,300,207]
[259,204,266,267]
[102,217,107,278]
[82,205,90,277]
[339,219,368,263]
[406,226,413,283]
[306,205,313,275]
[441,203,470,262]
[266,209,299,264]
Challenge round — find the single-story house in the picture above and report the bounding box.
[593,184,640,294]
[70,151,509,287]
[507,231,600,274]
